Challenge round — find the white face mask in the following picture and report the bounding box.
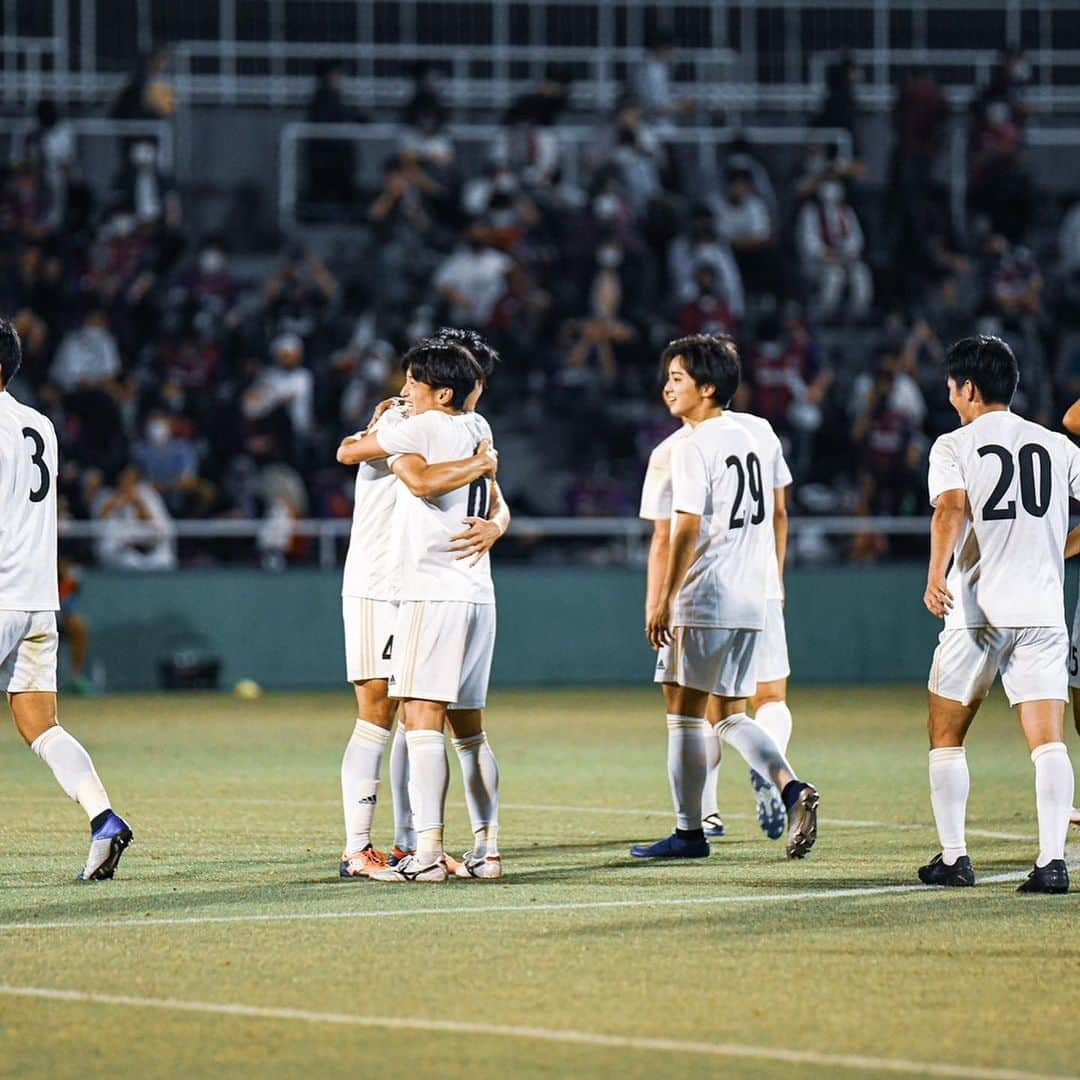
[147,419,171,445]
[199,249,225,275]
[820,181,843,203]
[597,246,622,268]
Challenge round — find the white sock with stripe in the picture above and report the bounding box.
[341,718,389,853]
[406,729,449,863]
[700,724,722,820]
[30,726,111,820]
[928,746,969,864]
[451,732,500,858]
[1031,742,1074,867]
[714,713,795,789]
[754,701,793,755]
[389,723,416,851]
[667,715,708,831]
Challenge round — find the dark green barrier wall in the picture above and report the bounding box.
[74,564,977,692]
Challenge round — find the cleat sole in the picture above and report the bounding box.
[785,788,819,860]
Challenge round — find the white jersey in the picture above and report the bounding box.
[0,390,60,611]
[376,409,495,605]
[928,410,1080,630]
[669,412,771,630]
[341,406,406,602]
[641,413,791,602]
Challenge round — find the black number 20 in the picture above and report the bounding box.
[22,427,50,504]
[725,452,764,529]
[977,443,1051,521]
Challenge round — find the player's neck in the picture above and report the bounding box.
[684,403,724,427]
[960,403,1009,425]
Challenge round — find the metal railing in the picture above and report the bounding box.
[58,514,929,570]
[0,117,175,173]
[277,121,853,231]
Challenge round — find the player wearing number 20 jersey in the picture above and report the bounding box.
[0,318,132,882]
[921,335,1078,894]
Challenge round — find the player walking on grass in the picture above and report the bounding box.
[335,337,503,879]
[0,318,132,881]
[640,409,793,841]
[922,336,1078,893]
[633,334,819,862]
[340,341,502,883]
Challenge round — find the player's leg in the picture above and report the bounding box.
[1071,690,1080,827]
[6,613,132,882]
[682,683,725,839]
[1006,629,1073,893]
[446,604,500,878]
[339,598,397,877]
[387,721,415,863]
[371,602,463,883]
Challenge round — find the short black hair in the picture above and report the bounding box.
[402,339,483,411]
[432,327,500,382]
[944,335,1018,406]
[661,334,741,405]
[0,318,22,387]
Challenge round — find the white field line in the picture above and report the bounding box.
[0,985,1068,1080]
[0,795,1037,842]
[0,868,1040,934]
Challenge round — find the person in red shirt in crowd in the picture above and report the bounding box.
[678,264,737,337]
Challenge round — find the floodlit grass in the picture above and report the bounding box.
[1,686,1077,1079]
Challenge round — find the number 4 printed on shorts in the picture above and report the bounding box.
[382,636,394,661]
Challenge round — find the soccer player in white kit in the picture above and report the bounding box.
[632,334,819,862]
[338,341,501,883]
[0,319,133,881]
[335,341,501,877]
[640,411,793,841]
[921,336,1078,893]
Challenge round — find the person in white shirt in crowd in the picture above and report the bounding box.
[93,464,176,571]
[242,332,315,449]
[712,165,780,297]
[796,172,873,321]
[922,336,1079,893]
[0,318,133,881]
[434,226,515,330]
[633,333,819,863]
[668,206,745,319]
[51,304,121,393]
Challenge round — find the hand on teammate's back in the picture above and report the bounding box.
[450,516,501,566]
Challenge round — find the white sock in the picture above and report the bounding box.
[451,732,500,858]
[30,726,111,820]
[406,729,448,863]
[714,712,795,790]
[666,715,708,831]
[389,723,416,851]
[1031,742,1074,867]
[928,746,969,864]
[754,701,793,756]
[700,725,722,820]
[340,718,389,853]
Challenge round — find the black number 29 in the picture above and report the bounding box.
[22,427,50,503]
[977,443,1051,521]
[725,452,764,529]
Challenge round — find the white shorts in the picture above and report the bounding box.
[343,597,398,683]
[654,626,759,699]
[757,600,790,684]
[389,601,496,709]
[928,627,1069,708]
[0,611,58,693]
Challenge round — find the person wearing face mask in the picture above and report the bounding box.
[132,412,200,515]
[433,225,515,330]
[796,174,872,322]
[668,206,745,320]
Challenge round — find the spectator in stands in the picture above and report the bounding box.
[93,464,177,571]
[111,50,175,122]
[814,55,861,153]
[242,333,315,463]
[713,165,780,297]
[633,27,693,132]
[502,68,572,187]
[678,263,738,338]
[796,172,872,321]
[133,411,212,518]
[434,225,515,330]
[401,65,454,171]
[849,341,927,433]
[305,61,364,209]
[264,244,339,342]
[17,100,76,230]
[721,134,779,227]
[51,302,121,393]
[667,206,744,321]
[1059,201,1080,309]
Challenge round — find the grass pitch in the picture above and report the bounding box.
[1,685,1078,1079]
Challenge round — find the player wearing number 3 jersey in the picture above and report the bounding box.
[921,335,1079,893]
[0,318,132,882]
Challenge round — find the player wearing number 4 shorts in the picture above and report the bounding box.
[0,318,132,882]
[633,334,819,863]
[922,336,1078,894]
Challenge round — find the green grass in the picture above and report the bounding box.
[1,685,1078,1079]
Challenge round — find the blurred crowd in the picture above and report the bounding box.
[4,40,1080,567]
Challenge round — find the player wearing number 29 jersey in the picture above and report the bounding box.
[921,335,1077,894]
[0,319,132,882]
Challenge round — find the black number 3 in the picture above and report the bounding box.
[22,427,50,503]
